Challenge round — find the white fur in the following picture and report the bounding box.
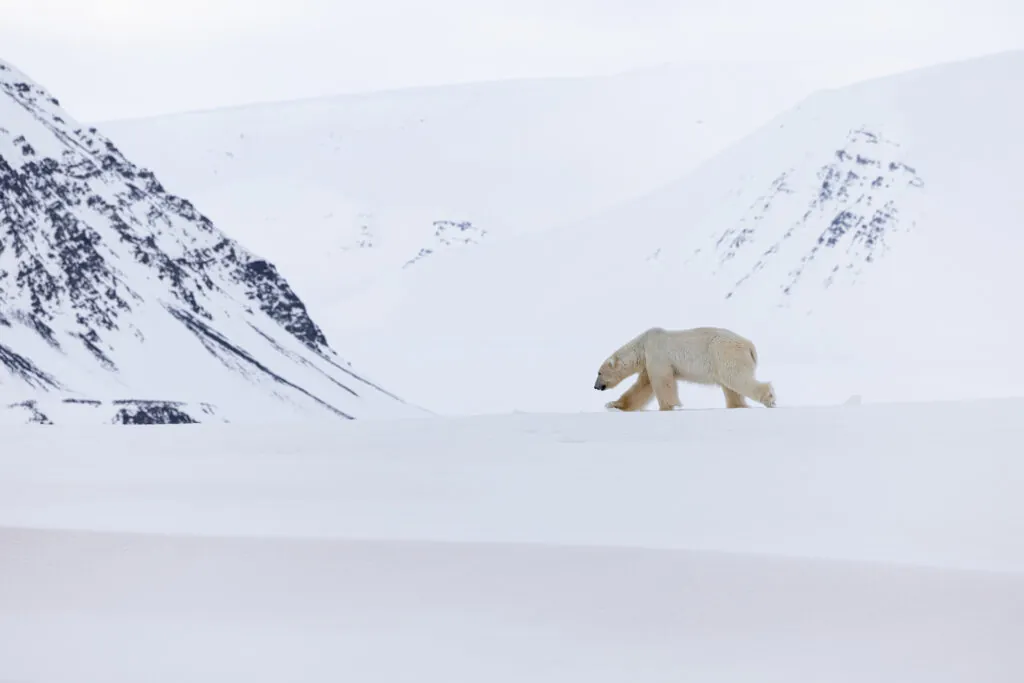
[594,326,776,411]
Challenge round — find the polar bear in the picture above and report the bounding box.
[593,326,776,411]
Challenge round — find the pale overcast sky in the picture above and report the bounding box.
[2,0,1022,121]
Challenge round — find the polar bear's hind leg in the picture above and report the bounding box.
[649,365,682,411]
[720,374,776,408]
[712,336,776,408]
[722,386,749,408]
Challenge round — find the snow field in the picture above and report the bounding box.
[2,397,1023,681]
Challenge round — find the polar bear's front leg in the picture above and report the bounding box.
[605,370,654,411]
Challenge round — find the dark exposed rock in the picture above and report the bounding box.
[0,57,413,421]
[710,127,924,300]
[0,342,62,389]
[403,219,487,267]
[6,399,52,424]
[1,66,332,359]
[111,400,200,425]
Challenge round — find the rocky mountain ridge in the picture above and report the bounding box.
[0,58,421,423]
[694,127,926,302]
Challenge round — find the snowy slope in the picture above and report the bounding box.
[2,399,1023,681]
[0,58,423,423]
[322,51,1024,415]
[99,61,859,302]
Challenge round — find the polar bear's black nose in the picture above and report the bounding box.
[594,379,606,390]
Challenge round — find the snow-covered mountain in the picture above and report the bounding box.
[696,127,925,301]
[320,51,1024,415]
[99,61,863,303]
[0,58,423,423]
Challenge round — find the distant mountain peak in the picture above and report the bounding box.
[688,126,925,304]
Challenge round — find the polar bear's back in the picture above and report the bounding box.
[643,326,758,384]
[644,326,754,351]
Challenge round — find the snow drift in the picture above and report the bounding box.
[0,58,422,423]
[319,51,1024,414]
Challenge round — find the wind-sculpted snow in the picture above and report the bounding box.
[0,58,420,422]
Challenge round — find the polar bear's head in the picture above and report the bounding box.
[593,355,631,391]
